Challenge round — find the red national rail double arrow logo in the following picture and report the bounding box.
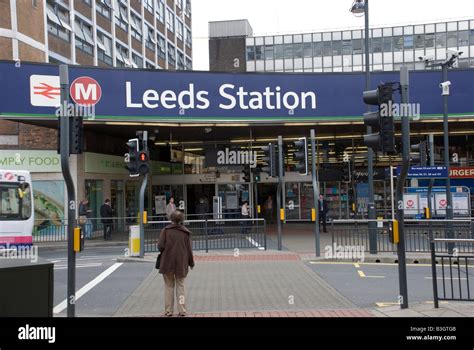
[33,82,61,99]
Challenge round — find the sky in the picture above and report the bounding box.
[191,0,474,71]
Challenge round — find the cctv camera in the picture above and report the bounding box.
[440,81,451,96]
[418,54,434,62]
[447,49,463,58]
[440,81,451,88]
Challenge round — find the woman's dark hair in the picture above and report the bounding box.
[169,210,184,225]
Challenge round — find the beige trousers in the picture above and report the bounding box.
[163,273,186,314]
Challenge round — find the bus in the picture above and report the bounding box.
[0,170,34,246]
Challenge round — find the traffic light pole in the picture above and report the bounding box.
[139,131,148,258]
[310,129,321,257]
[277,136,283,251]
[427,134,435,241]
[363,0,377,254]
[59,64,76,317]
[395,67,409,309]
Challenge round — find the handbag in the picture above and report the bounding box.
[155,253,162,269]
[78,215,87,225]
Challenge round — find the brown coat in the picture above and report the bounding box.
[158,224,195,278]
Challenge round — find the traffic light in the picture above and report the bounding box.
[410,141,428,166]
[57,116,84,155]
[261,143,277,177]
[363,83,396,154]
[242,167,251,182]
[137,150,150,175]
[125,138,139,177]
[342,161,351,183]
[293,137,308,175]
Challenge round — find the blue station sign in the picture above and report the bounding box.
[1,60,474,122]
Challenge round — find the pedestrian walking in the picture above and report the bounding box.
[166,197,176,219]
[264,195,274,224]
[78,199,92,239]
[318,194,328,233]
[158,210,195,317]
[241,201,250,234]
[100,199,113,240]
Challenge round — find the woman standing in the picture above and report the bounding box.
[158,210,194,317]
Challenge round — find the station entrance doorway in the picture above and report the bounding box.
[186,184,215,216]
[257,183,278,224]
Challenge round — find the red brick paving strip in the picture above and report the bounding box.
[162,309,373,317]
[194,254,300,262]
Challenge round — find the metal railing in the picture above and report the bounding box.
[430,238,474,307]
[144,218,266,253]
[330,219,474,253]
[32,217,138,243]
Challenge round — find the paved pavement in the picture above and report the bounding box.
[36,224,474,318]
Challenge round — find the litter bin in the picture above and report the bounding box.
[0,257,54,317]
[129,225,140,257]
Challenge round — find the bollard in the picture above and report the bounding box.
[129,225,140,257]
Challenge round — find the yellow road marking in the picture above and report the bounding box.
[354,263,360,268]
[358,270,366,277]
[376,302,400,307]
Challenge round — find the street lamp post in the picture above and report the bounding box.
[351,0,377,253]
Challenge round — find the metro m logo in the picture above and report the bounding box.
[70,76,102,106]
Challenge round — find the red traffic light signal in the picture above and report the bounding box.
[139,152,148,162]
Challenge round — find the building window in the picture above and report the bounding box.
[458,30,469,46]
[177,51,185,70]
[342,40,352,55]
[166,9,174,32]
[155,0,164,23]
[255,45,263,60]
[115,43,130,67]
[176,19,184,41]
[246,46,255,61]
[130,12,142,41]
[414,34,424,49]
[185,0,191,17]
[114,1,129,32]
[83,0,92,6]
[293,43,303,58]
[145,25,156,51]
[436,32,446,48]
[97,31,113,65]
[404,35,413,49]
[176,0,183,9]
[425,33,435,48]
[186,57,192,70]
[284,44,293,59]
[322,41,332,56]
[470,30,474,46]
[96,0,112,19]
[313,42,322,56]
[303,42,312,58]
[447,31,458,47]
[371,38,382,53]
[185,28,192,48]
[144,0,153,13]
[392,36,403,51]
[168,43,176,66]
[264,45,274,60]
[157,35,166,59]
[132,53,143,68]
[46,1,71,42]
[146,61,155,69]
[352,39,362,54]
[75,19,94,55]
[274,44,283,59]
[332,41,342,55]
